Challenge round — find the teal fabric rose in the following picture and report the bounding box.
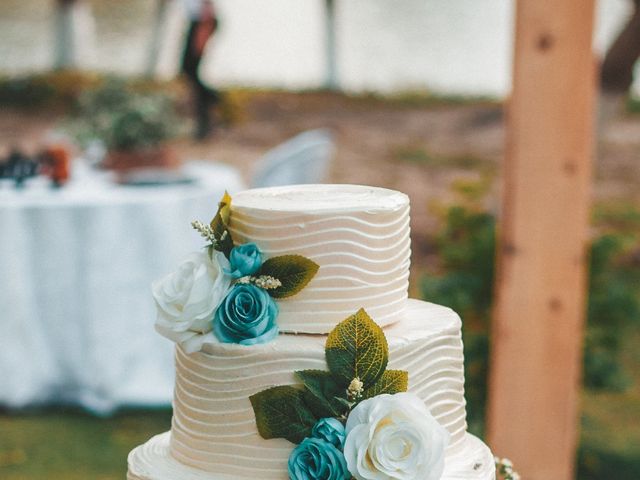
[227,243,263,279]
[311,418,346,449]
[288,437,349,480]
[213,284,278,345]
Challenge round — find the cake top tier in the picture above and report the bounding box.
[231,184,409,213]
[228,184,411,334]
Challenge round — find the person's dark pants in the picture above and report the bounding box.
[181,21,220,139]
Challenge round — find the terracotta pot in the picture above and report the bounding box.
[103,145,181,172]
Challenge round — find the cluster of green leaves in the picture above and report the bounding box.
[209,191,234,258]
[0,71,182,110]
[584,232,640,390]
[250,309,408,444]
[422,192,640,435]
[626,96,640,114]
[421,203,495,434]
[207,193,319,298]
[71,78,181,150]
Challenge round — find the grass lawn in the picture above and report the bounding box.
[579,330,640,479]
[0,408,171,479]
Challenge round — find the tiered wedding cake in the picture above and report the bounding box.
[128,185,495,480]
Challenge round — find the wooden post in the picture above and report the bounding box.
[53,0,95,70]
[324,0,338,90]
[145,0,170,77]
[54,0,77,69]
[487,0,596,479]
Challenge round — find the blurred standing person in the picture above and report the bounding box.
[181,0,220,140]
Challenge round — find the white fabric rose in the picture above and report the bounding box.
[153,251,231,353]
[344,392,449,480]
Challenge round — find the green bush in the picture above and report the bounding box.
[0,75,56,108]
[421,201,496,435]
[0,71,105,109]
[421,190,640,437]
[578,442,640,480]
[584,234,640,390]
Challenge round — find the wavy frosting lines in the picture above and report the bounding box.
[229,185,411,333]
[168,300,468,478]
[128,432,494,480]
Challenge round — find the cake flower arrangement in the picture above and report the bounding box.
[250,308,451,480]
[152,192,319,353]
[152,191,451,479]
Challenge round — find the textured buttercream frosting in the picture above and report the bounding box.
[166,300,468,478]
[128,184,496,480]
[228,184,411,333]
[128,432,495,480]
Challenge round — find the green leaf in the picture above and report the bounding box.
[333,396,355,411]
[325,308,389,387]
[218,191,232,226]
[361,370,408,400]
[209,191,234,258]
[249,386,316,444]
[259,255,319,298]
[295,370,349,418]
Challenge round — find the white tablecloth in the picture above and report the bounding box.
[0,162,244,414]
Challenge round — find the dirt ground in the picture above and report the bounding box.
[2,90,639,288]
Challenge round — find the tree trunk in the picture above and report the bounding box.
[600,0,640,93]
[145,0,170,78]
[54,0,77,69]
[324,0,339,90]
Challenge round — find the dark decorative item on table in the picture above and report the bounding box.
[0,149,39,188]
[250,308,450,480]
[0,146,71,188]
[40,144,71,187]
[152,192,319,353]
[70,79,182,176]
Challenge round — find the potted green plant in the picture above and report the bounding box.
[72,79,182,172]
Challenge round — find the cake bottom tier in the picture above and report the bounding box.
[128,431,496,480]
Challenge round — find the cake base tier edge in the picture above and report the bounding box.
[127,431,496,480]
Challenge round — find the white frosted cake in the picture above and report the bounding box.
[128,185,495,480]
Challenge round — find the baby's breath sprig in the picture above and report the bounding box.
[495,457,520,480]
[236,275,282,290]
[191,220,217,245]
[347,377,364,401]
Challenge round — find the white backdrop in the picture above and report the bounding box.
[0,0,636,96]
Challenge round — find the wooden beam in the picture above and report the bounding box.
[324,0,338,90]
[53,0,95,71]
[487,0,597,479]
[145,0,170,78]
[54,0,78,69]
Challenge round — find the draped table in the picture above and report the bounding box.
[0,161,244,414]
